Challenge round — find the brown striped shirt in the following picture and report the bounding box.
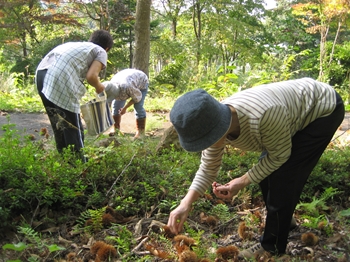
[190,78,337,195]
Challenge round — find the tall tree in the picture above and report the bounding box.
[292,0,350,81]
[133,0,151,75]
[71,0,138,69]
[191,0,203,66]
[154,0,186,39]
[0,0,81,75]
[262,0,318,80]
[70,0,112,30]
[210,0,267,72]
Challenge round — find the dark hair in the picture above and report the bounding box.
[89,30,113,50]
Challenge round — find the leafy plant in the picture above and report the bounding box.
[76,207,107,234]
[154,61,184,89]
[209,204,232,223]
[302,144,350,201]
[300,214,333,236]
[2,226,65,262]
[339,208,350,218]
[106,225,134,255]
[296,187,341,217]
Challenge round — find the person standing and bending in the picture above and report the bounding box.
[35,30,113,161]
[102,68,149,139]
[167,78,344,259]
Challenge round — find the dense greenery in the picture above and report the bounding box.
[1,0,350,260]
[0,0,350,102]
[0,112,349,260]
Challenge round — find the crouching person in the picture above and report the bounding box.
[103,68,148,139]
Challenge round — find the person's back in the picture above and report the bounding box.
[39,41,108,113]
[35,29,113,160]
[103,68,149,138]
[39,42,99,78]
[224,78,336,136]
[110,68,148,92]
[167,79,344,258]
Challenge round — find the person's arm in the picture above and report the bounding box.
[167,189,201,234]
[119,99,135,115]
[86,60,105,94]
[212,173,251,199]
[188,145,225,195]
[167,144,225,234]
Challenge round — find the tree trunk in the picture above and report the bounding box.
[132,0,151,76]
[129,27,133,68]
[318,25,329,82]
[192,0,202,67]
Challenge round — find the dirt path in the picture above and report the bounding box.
[1,110,349,143]
[0,111,172,139]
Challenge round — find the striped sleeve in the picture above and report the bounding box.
[189,146,225,195]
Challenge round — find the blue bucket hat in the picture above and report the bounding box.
[170,89,232,152]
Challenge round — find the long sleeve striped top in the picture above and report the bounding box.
[189,78,337,195]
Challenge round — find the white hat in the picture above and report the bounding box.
[102,81,120,104]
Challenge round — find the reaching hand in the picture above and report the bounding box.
[167,189,200,235]
[212,175,251,199]
[167,203,192,235]
[118,107,126,115]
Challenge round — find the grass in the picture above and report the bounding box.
[146,112,169,131]
[345,104,350,112]
[1,81,350,261]
[0,89,44,113]
[0,85,175,114]
[0,75,349,113]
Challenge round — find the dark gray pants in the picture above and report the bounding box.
[260,91,344,254]
[36,69,85,161]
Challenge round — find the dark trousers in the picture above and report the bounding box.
[36,69,85,161]
[259,92,344,254]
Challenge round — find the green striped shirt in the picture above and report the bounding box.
[190,78,337,195]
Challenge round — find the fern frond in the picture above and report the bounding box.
[17,226,42,248]
[76,207,106,233]
[320,187,340,201]
[209,204,231,223]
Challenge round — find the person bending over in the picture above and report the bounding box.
[35,30,113,161]
[102,68,149,139]
[167,78,344,259]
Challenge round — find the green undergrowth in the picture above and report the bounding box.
[0,82,175,114]
[0,123,201,231]
[1,122,350,261]
[0,123,349,227]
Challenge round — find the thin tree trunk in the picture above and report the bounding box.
[133,0,151,76]
[318,25,329,82]
[328,20,341,66]
[192,0,202,67]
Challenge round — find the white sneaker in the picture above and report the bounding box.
[238,243,265,259]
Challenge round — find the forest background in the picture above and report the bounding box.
[1,0,350,261]
[1,0,350,106]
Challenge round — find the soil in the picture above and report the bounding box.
[0,111,173,139]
